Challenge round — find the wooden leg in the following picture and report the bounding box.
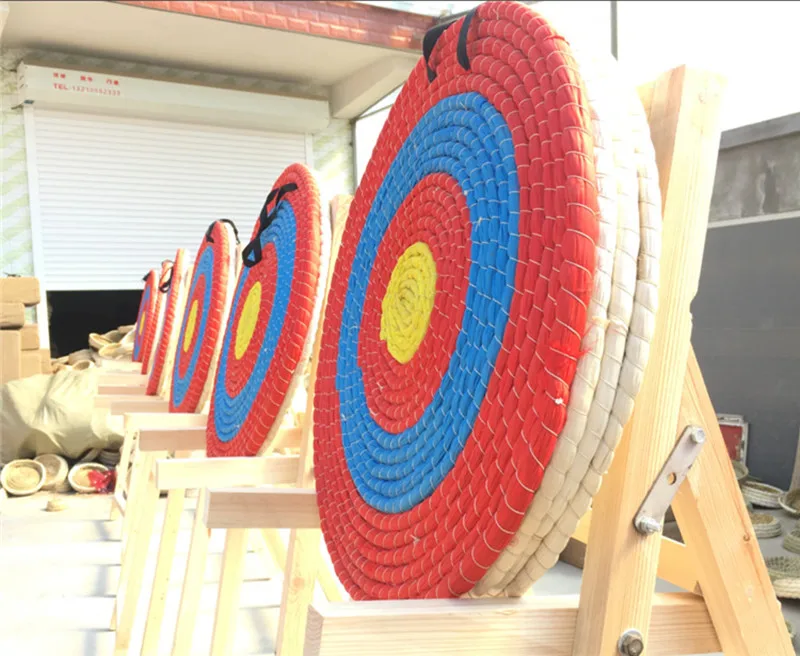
[113,417,137,521]
[114,452,159,655]
[210,528,247,656]
[140,485,187,654]
[172,489,211,656]
[275,528,323,655]
[672,349,793,654]
[574,66,725,654]
[120,440,147,559]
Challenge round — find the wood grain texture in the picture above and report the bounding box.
[304,593,719,656]
[672,348,793,654]
[155,453,300,490]
[138,426,207,452]
[570,510,698,592]
[203,488,320,530]
[574,66,726,654]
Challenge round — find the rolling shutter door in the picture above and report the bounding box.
[32,108,308,290]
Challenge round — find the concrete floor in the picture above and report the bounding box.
[0,492,797,655]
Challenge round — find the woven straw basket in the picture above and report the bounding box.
[68,463,109,494]
[766,556,800,599]
[34,454,70,492]
[1,460,46,496]
[741,480,784,509]
[784,528,800,554]
[779,489,800,517]
[750,512,782,539]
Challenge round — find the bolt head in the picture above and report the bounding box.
[691,428,706,444]
[618,629,645,656]
[635,515,662,535]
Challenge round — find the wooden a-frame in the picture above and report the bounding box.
[190,65,793,656]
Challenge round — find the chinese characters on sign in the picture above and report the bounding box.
[51,70,122,97]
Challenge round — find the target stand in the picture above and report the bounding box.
[111,178,345,656]
[192,65,792,656]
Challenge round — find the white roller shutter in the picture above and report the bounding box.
[31,108,308,290]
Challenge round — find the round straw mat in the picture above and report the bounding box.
[313,1,650,600]
[1,459,46,496]
[34,453,70,492]
[147,249,191,397]
[132,270,158,363]
[170,221,239,414]
[476,50,662,596]
[207,164,328,457]
[140,260,171,375]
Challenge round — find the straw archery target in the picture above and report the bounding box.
[313,1,607,600]
[132,270,157,363]
[207,164,328,457]
[146,249,191,397]
[140,260,171,375]
[170,221,239,414]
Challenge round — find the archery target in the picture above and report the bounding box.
[207,164,329,457]
[169,221,239,414]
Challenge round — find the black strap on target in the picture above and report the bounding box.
[242,182,298,268]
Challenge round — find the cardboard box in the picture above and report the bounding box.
[20,324,40,351]
[0,277,41,306]
[0,330,22,384]
[39,348,52,374]
[21,350,40,378]
[0,302,25,329]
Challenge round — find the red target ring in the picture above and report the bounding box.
[313,0,599,599]
[132,270,157,363]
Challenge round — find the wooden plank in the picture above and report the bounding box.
[97,383,148,396]
[19,323,39,350]
[138,426,206,452]
[124,411,206,430]
[114,453,159,654]
[0,302,25,328]
[38,348,51,374]
[0,330,21,384]
[20,350,40,377]
[97,372,148,386]
[210,528,248,656]
[574,66,726,654]
[570,510,699,593]
[172,489,212,656]
[155,454,300,490]
[671,348,793,654]
[304,593,720,656]
[0,276,40,306]
[203,488,320,530]
[141,456,189,655]
[110,397,169,415]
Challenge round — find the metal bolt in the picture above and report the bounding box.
[618,629,645,656]
[634,515,662,535]
[690,427,706,444]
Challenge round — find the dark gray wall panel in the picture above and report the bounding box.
[693,218,800,486]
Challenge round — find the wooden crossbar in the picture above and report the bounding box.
[155,455,301,490]
[305,593,720,656]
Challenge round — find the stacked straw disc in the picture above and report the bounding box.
[313,0,662,600]
[146,249,192,397]
[206,164,328,457]
[139,259,171,375]
[132,270,158,363]
[169,221,239,414]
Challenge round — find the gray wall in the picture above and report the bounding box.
[693,113,800,487]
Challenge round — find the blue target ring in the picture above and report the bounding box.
[212,202,296,442]
[337,93,519,513]
[171,245,214,410]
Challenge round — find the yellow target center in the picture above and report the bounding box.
[380,242,437,364]
[235,282,262,360]
[137,317,145,336]
[182,300,199,352]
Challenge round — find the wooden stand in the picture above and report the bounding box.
[191,66,792,656]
